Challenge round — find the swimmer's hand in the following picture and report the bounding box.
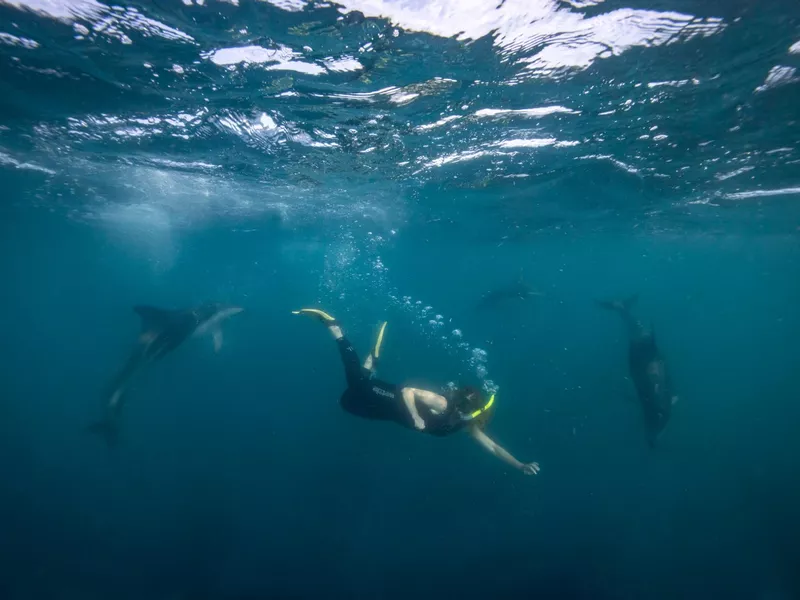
[401,387,428,431]
[522,462,540,476]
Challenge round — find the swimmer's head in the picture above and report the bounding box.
[451,386,494,428]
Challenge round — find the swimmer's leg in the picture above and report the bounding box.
[293,308,364,387]
[363,321,387,376]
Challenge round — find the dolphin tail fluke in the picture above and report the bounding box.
[595,299,622,312]
[623,294,639,311]
[86,417,119,448]
[596,293,638,315]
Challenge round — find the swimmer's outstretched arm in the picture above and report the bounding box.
[468,425,540,476]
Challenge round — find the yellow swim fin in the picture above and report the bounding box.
[373,321,387,359]
[291,308,336,323]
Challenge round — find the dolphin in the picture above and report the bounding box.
[597,295,677,447]
[477,279,544,310]
[88,303,243,445]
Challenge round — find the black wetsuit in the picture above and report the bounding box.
[336,337,464,437]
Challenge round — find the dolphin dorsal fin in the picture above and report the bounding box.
[133,305,173,332]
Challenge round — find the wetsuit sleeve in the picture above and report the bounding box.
[336,337,365,388]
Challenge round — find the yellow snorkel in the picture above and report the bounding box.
[463,393,495,422]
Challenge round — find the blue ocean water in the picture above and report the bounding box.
[1,0,800,598]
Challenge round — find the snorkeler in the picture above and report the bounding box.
[293,308,540,476]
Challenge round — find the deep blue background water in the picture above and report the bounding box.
[2,0,800,598]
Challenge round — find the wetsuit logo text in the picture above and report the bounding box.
[372,386,395,399]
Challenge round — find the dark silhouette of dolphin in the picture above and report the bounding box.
[597,295,678,447]
[88,303,243,446]
[477,278,544,310]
